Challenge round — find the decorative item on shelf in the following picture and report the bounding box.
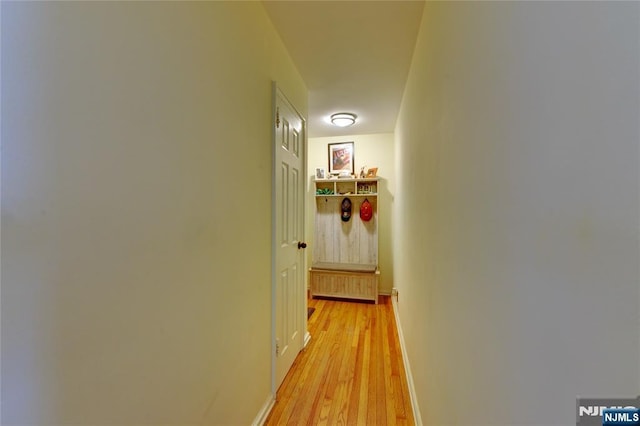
[338,170,352,179]
[315,167,326,179]
[359,166,367,178]
[316,188,333,195]
[328,142,355,175]
[358,184,372,194]
[366,167,378,178]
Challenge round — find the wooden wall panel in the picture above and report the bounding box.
[313,196,378,267]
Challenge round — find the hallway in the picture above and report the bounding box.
[266,296,414,425]
[3,2,638,424]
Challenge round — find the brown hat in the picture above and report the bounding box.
[341,198,352,222]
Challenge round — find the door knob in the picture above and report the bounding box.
[298,242,307,249]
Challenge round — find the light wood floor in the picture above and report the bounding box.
[265,295,415,425]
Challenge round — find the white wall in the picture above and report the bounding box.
[394,2,639,425]
[1,2,306,424]
[307,133,395,293]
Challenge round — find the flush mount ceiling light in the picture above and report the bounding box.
[330,112,357,127]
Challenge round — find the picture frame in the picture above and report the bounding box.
[315,167,326,179]
[328,142,354,175]
[366,167,378,178]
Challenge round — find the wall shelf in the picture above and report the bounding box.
[314,178,378,197]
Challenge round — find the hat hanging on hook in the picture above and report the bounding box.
[360,198,373,221]
[341,198,352,222]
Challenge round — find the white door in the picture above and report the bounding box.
[273,86,306,391]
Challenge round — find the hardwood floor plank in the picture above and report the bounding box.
[346,307,365,425]
[328,305,355,425]
[265,296,414,426]
[357,324,372,426]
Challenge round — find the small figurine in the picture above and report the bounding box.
[359,166,367,178]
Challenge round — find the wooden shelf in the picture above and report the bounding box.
[315,177,378,181]
[315,193,376,197]
[314,177,379,197]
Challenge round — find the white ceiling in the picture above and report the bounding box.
[263,1,425,138]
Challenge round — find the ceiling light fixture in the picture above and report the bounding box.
[330,112,357,127]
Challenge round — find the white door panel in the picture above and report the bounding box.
[273,86,306,390]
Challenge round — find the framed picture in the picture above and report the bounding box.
[328,142,354,175]
[366,167,378,177]
[315,167,326,179]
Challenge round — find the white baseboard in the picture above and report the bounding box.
[304,330,312,347]
[252,393,275,426]
[391,295,423,426]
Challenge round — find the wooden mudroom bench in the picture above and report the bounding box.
[309,262,379,304]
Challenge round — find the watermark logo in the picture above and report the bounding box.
[577,397,640,426]
[602,408,640,425]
